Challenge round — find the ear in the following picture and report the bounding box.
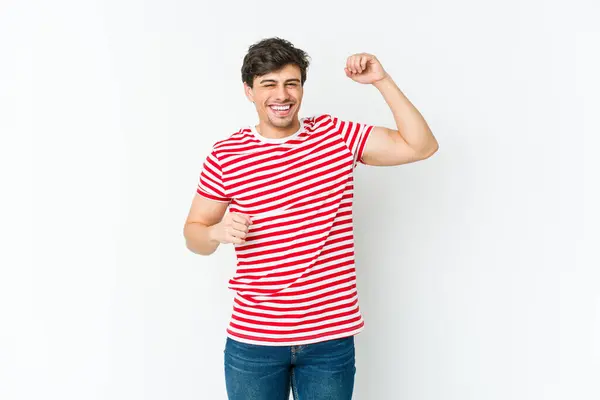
[243,82,255,103]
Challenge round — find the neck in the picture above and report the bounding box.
[256,118,301,139]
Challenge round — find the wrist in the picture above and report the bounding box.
[372,73,392,88]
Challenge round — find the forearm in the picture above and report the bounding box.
[184,222,220,256]
[373,75,437,153]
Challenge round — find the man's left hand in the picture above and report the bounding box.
[345,53,388,85]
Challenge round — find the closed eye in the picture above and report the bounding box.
[262,83,299,88]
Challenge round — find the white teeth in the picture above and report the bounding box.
[271,105,291,111]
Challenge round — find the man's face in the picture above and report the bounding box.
[245,64,303,130]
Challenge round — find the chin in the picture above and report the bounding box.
[269,116,295,128]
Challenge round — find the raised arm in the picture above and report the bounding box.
[345,53,439,166]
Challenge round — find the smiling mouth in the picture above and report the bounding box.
[269,104,293,116]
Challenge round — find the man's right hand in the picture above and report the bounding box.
[209,212,253,245]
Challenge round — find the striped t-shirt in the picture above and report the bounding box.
[196,113,373,346]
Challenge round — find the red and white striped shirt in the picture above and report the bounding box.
[196,113,373,346]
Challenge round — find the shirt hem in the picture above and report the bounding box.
[225,323,365,346]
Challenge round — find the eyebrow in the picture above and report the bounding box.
[259,78,301,85]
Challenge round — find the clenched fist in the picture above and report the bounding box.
[209,212,253,245]
[344,53,388,85]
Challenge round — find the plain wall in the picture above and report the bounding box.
[1,0,599,399]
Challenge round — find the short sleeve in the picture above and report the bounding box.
[328,114,373,167]
[196,150,231,203]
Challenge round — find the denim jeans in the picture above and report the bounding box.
[223,335,356,400]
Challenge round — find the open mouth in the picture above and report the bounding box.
[269,104,293,117]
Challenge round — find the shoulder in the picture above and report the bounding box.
[209,126,254,156]
[303,113,338,132]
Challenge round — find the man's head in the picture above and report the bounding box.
[242,37,310,131]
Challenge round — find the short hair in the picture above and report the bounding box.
[241,37,311,88]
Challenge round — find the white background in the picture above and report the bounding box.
[1,0,599,399]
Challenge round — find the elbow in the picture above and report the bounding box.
[426,134,439,156]
[428,140,439,157]
[183,225,205,256]
[419,138,439,160]
[183,225,216,256]
[184,239,213,256]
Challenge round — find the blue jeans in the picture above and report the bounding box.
[224,335,356,400]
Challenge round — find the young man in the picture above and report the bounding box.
[184,37,438,400]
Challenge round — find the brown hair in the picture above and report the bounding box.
[241,37,311,88]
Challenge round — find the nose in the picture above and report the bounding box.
[274,85,290,102]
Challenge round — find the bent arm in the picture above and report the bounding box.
[183,194,229,256]
[362,75,438,166]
